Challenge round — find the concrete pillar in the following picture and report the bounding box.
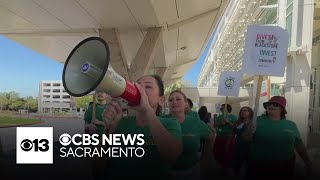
[285,55,311,143]
[311,45,320,133]
[285,0,314,144]
[277,0,286,28]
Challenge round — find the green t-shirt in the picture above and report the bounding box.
[161,114,212,170]
[215,114,237,137]
[84,103,107,135]
[186,110,201,120]
[109,116,182,180]
[251,115,303,161]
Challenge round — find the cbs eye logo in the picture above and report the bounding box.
[20,139,50,152]
[59,133,72,146]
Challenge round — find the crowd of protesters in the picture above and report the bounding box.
[83,74,313,180]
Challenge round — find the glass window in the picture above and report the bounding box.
[265,8,277,24]
[286,4,293,16]
[267,0,277,5]
[286,0,293,46]
[270,84,281,96]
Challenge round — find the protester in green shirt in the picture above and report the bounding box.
[165,90,214,180]
[103,75,182,180]
[247,96,312,178]
[213,103,237,172]
[185,98,201,120]
[84,91,109,135]
[83,91,109,180]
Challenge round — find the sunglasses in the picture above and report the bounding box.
[265,102,280,107]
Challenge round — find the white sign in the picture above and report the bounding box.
[16,127,53,164]
[242,25,289,76]
[218,71,242,97]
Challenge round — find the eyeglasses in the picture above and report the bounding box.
[265,102,280,107]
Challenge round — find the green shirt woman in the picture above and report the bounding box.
[166,90,214,180]
[103,75,183,180]
[248,96,312,177]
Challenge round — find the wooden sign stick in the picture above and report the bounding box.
[92,93,96,124]
[253,75,263,125]
[224,96,228,118]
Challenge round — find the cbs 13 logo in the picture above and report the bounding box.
[20,138,49,152]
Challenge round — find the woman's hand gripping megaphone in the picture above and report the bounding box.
[103,100,123,133]
[102,82,153,132]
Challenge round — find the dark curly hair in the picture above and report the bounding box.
[138,74,164,115]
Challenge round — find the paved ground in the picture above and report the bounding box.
[0,117,84,152]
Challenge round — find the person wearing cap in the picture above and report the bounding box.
[248,96,312,178]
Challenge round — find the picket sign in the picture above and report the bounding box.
[242,25,289,124]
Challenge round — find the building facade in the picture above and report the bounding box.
[198,0,318,142]
[38,80,73,113]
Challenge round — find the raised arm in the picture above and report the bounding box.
[134,84,182,163]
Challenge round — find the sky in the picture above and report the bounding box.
[0,35,64,98]
[183,36,213,86]
[0,35,213,98]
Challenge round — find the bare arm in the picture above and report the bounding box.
[214,118,225,128]
[225,119,235,129]
[93,119,105,126]
[140,106,182,163]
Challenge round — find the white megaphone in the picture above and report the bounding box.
[62,37,140,106]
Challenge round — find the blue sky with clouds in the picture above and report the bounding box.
[0,35,212,98]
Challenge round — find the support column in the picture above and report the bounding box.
[285,55,311,143]
[277,0,286,29]
[129,27,162,81]
[285,0,314,143]
[99,29,130,80]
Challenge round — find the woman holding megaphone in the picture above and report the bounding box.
[103,75,183,180]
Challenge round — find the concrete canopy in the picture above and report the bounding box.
[0,0,230,86]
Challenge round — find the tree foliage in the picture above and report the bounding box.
[76,95,93,109]
[164,79,194,95]
[0,91,38,112]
